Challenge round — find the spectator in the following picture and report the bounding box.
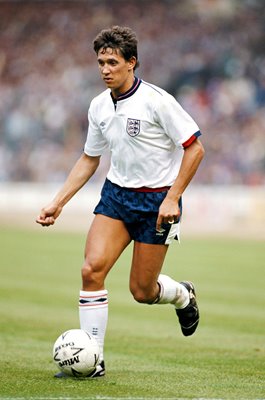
[0,0,264,185]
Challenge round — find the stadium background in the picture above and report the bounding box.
[0,0,264,238]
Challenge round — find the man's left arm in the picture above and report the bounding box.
[156,139,205,232]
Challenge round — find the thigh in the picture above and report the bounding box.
[84,214,131,280]
[129,242,168,297]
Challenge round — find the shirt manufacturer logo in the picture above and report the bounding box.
[126,118,140,137]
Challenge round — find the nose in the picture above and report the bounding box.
[101,65,110,75]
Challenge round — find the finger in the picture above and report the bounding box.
[36,215,45,224]
[156,215,163,232]
[36,215,54,226]
[44,216,55,226]
[48,216,55,225]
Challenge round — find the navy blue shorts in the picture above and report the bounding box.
[94,179,182,245]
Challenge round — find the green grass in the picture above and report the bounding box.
[0,227,264,399]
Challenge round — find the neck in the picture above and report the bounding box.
[111,75,135,99]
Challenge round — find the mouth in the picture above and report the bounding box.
[103,77,112,83]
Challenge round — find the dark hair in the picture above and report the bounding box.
[93,26,139,70]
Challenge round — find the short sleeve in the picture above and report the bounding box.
[84,105,108,156]
[155,92,201,148]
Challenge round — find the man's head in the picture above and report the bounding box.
[93,26,139,71]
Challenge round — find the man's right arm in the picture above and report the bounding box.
[36,153,100,227]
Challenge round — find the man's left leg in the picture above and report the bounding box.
[129,242,199,336]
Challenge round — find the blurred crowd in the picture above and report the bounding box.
[0,0,264,185]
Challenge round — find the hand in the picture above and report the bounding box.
[156,196,180,232]
[36,202,63,227]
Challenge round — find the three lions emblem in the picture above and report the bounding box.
[126,118,140,137]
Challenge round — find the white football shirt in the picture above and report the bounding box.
[84,78,201,188]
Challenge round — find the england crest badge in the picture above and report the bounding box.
[126,118,140,137]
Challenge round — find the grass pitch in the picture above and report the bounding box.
[0,227,264,400]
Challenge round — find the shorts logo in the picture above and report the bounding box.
[126,118,140,137]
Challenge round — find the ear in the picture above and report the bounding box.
[128,56,137,71]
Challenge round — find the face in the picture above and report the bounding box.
[97,47,136,97]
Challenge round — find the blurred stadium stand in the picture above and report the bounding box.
[0,0,264,237]
[0,0,264,185]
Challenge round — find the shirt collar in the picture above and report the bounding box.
[110,76,141,103]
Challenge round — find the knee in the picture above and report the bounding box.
[130,282,158,304]
[81,263,96,286]
[81,257,105,290]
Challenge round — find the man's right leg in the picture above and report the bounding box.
[79,214,131,375]
[55,214,131,378]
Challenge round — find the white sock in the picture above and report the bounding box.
[156,274,189,309]
[79,289,108,363]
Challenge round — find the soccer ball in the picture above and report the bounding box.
[53,329,100,377]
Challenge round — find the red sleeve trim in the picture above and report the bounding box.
[182,130,201,149]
